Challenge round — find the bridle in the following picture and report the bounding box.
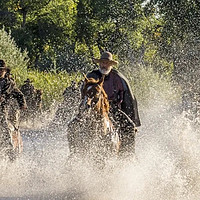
[78,76,108,117]
[82,83,104,113]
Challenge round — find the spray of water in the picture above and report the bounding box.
[0,71,199,200]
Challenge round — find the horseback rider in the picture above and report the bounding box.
[0,60,27,152]
[20,78,36,111]
[20,78,43,120]
[83,51,141,154]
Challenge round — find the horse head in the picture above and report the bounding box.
[81,75,109,116]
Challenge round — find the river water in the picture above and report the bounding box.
[0,93,200,200]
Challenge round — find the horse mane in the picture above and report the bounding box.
[96,89,109,115]
[82,77,109,115]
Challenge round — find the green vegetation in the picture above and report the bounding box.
[130,66,181,107]
[0,0,199,108]
[0,28,82,109]
[27,70,82,108]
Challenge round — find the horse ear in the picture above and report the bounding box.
[83,73,89,83]
[98,75,105,86]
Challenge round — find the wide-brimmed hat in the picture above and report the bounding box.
[93,51,118,65]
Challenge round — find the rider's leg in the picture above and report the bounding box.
[119,115,136,155]
[109,105,136,155]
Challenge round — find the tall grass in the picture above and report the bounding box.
[119,64,182,109]
[25,70,82,109]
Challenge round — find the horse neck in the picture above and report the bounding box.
[94,93,109,116]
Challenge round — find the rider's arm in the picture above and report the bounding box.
[116,76,124,103]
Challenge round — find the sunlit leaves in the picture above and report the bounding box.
[0,28,29,85]
[146,0,200,38]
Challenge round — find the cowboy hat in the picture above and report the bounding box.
[93,51,118,65]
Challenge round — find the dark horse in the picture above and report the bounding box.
[67,76,121,161]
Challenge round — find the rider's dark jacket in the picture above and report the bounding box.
[0,75,26,112]
[86,69,141,127]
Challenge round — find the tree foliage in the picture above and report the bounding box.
[0,0,199,84]
[144,0,200,90]
[0,0,78,69]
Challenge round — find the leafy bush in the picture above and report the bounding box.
[0,27,29,85]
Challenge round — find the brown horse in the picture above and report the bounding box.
[0,104,23,161]
[67,76,121,160]
[0,121,23,161]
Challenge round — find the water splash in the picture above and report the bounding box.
[0,85,200,200]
